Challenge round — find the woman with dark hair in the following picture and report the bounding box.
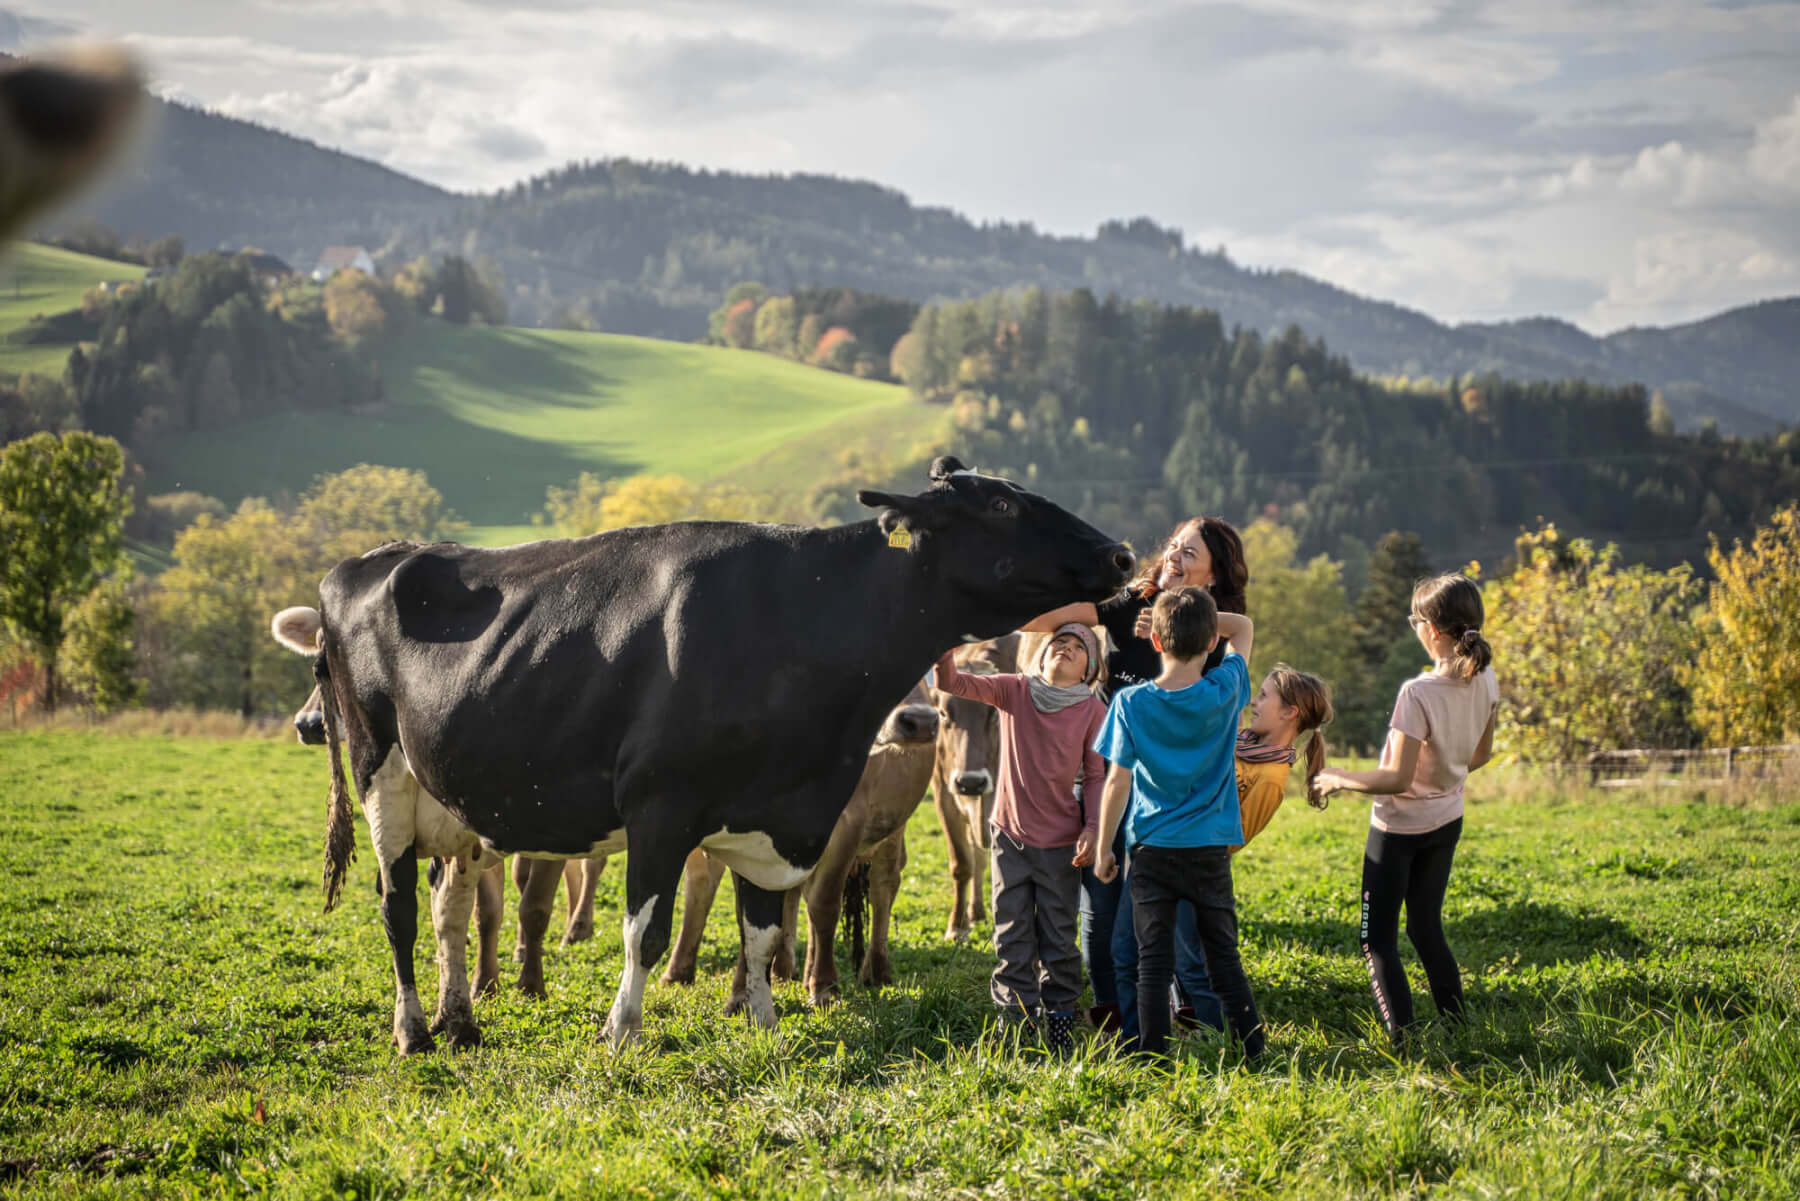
[1024,515,1249,1032]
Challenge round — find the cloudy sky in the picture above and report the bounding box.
[8,0,1800,332]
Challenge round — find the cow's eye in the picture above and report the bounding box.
[989,496,1015,516]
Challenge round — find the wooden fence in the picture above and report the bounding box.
[1585,744,1800,788]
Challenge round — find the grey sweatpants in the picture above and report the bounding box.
[990,827,1084,1014]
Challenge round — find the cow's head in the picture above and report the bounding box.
[858,457,1133,625]
[0,48,144,247]
[932,635,1016,797]
[873,679,939,747]
[272,607,328,745]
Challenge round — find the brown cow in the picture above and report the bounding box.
[929,634,1021,942]
[664,682,940,1008]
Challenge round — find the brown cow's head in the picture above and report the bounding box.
[872,679,939,747]
[932,634,1019,798]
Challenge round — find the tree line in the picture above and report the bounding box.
[3,247,506,455]
[5,430,1797,762]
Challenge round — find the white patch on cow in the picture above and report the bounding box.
[739,919,784,1031]
[271,606,322,655]
[603,894,659,1050]
[700,828,810,892]
[428,848,481,1042]
[510,826,627,861]
[956,768,993,797]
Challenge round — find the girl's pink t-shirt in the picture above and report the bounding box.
[1372,667,1500,835]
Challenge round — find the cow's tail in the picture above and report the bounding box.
[844,861,870,973]
[319,660,358,912]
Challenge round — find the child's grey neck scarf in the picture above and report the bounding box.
[1028,676,1094,713]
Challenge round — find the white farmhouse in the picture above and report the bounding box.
[311,245,375,281]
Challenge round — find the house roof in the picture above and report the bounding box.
[239,250,293,275]
[315,245,370,270]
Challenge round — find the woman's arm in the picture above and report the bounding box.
[1468,708,1497,773]
[1020,601,1100,633]
[1310,727,1421,802]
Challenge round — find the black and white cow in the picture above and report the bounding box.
[304,457,1132,1049]
[277,621,609,1049]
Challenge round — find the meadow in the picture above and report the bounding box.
[0,731,1795,1198]
[0,245,142,379]
[143,324,937,545]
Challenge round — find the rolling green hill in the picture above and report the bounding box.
[144,321,938,545]
[0,243,143,378]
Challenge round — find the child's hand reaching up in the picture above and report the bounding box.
[1072,830,1094,867]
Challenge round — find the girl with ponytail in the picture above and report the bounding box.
[1310,573,1499,1042]
[1235,665,1335,849]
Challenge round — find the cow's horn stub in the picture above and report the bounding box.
[928,456,968,482]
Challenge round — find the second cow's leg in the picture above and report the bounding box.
[661,848,726,986]
[472,858,504,999]
[859,833,906,989]
[934,771,975,942]
[562,855,604,946]
[515,857,562,999]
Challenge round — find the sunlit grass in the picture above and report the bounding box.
[2,732,1796,1197]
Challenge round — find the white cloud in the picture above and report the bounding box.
[27,0,1800,332]
[1592,228,1800,328]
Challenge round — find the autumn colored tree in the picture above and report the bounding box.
[541,472,770,537]
[146,500,313,716]
[294,463,468,563]
[0,431,132,711]
[1685,504,1800,746]
[1239,518,1355,696]
[1484,523,1701,761]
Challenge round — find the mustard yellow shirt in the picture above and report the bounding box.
[1232,758,1292,852]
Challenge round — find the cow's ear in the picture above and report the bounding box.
[272,606,323,654]
[928,456,968,482]
[857,490,912,535]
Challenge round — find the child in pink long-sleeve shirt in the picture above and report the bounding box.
[934,622,1106,1054]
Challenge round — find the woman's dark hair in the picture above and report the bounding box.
[1412,573,1492,682]
[1134,516,1249,614]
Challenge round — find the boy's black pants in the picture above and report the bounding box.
[1129,844,1265,1058]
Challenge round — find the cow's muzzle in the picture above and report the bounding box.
[294,711,326,746]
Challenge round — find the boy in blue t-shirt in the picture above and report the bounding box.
[1093,586,1265,1059]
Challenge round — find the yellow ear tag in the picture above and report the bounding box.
[887,527,913,550]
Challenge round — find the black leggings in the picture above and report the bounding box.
[1361,818,1464,1035]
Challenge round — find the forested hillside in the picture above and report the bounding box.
[50,100,1797,433]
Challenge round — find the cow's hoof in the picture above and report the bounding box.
[722,990,749,1017]
[395,1022,435,1056]
[772,956,797,982]
[601,1013,640,1049]
[659,964,696,987]
[807,985,840,1009]
[443,1018,482,1050]
[561,921,594,947]
[518,975,546,1001]
[945,927,969,944]
[858,964,894,991]
[472,970,500,1000]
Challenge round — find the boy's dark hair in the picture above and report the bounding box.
[1150,586,1217,660]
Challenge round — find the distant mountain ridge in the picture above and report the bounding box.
[57,96,1798,434]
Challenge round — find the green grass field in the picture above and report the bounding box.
[0,244,142,380]
[145,323,932,545]
[2,732,1795,1197]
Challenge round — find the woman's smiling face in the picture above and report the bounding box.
[1156,525,1214,591]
